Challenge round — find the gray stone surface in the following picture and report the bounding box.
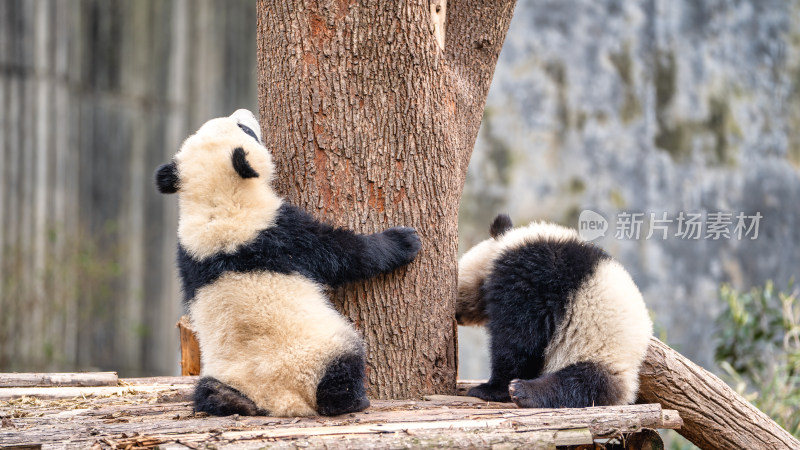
[458,0,800,376]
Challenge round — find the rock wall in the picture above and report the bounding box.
[459,0,800,376]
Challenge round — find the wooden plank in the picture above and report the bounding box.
[0,397,679,434]
[422,394,486,404]
[0,374,682,449]
[0,372,118,388]
[660,409,683,430]
[0,406,671,448]
[0,377,682,434]
[205,425,595,447]
[122,376,197,386]
[0,376,682,449]
[0,384,190,400]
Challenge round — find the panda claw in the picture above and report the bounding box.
[467,382,512,402]
[381,227,422,265]
[509,379,534,408]
[508,379,520,396]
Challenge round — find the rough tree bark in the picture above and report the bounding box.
[638,337,800,450]
[256,0,516,398]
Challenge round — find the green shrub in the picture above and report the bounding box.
[714,280,800,437]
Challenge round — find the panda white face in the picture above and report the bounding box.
[175,112,275,195]
[155,110,273,194]
[155,110,283,260]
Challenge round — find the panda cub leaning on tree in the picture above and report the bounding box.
[155,110,421,417]
[457,214,652,408]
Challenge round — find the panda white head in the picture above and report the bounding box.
[155,109,283,260]
[455,214,514,326]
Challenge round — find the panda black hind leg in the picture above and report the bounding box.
[508,361,625,408]
[315,352,370,416]
[194,377,268,416]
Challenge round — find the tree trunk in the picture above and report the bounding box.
[256,0,516,398]
[638,337,800,450]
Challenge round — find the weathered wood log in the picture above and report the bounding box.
[638,337,800,449]
[176,316,201,376]
[122,376,198,386]
[0,372,117,388]
[620,428,663,450]
[0,387,681,450]
[0,384,194,401]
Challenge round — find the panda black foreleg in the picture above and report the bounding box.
[315,352,370,416]
[194,377,267,416]
[508,361,625,408]
[468,308,546,402]
[315,226,421,287]
[362,227,422,274]
[468,340,541,402]
[467,350,517,402]
[467,382,513,402]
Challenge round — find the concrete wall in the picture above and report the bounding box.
[0,0,257,375]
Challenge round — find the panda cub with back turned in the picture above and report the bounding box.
[457,214,652,408]
[155,110,421,417]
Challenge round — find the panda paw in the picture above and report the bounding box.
[382,227,422,265]
[466,382,512,403]
[508,379,537,408]
[194,377,267,416]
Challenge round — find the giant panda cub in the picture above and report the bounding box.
[155,110,421,417]
[456,214,652,408]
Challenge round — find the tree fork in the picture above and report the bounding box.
[256,0,516,398]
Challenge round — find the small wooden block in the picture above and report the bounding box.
[177,316,201,376]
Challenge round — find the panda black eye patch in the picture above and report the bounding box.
[237,124,260,143]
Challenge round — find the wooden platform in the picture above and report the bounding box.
[0,374,682,449]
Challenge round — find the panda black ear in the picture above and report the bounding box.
[489,214,513,239]
[155,161,180,194]
[232,147,260,179]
